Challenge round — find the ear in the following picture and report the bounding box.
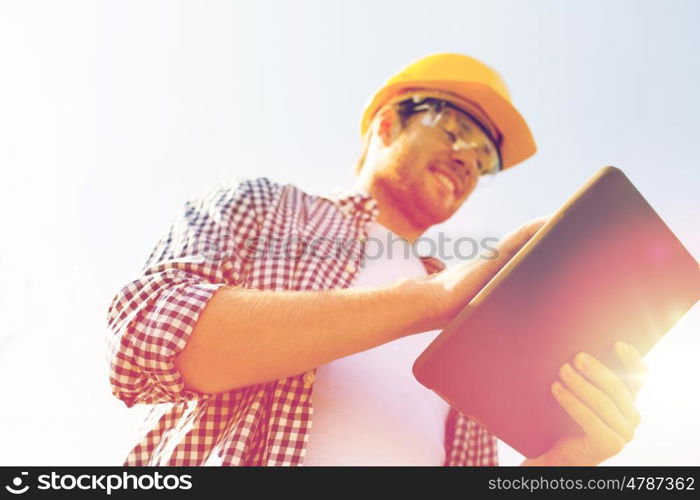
[373,106,402,147]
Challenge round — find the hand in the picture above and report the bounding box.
[427,215,550,330]
[524,340,647,466]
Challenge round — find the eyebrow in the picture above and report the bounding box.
[451,108,497,148]
[456,116,472,135]
[447,107,476,135]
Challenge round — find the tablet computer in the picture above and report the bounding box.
[412,166,700,458]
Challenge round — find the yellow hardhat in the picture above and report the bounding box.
[360,53,537,170]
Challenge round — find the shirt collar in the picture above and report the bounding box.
[418,254,447,275]
[322,186,380,224]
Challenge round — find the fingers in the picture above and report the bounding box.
[550,345,646,463]
[558,360,637,441]
[613,341,647,398]
[498,215,551,260]
[523,214,553,233]
[551,381,628,458]
[572,351,642,429]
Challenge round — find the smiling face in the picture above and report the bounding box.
[355,101,498,232]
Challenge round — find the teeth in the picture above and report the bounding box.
[433,170,456,194]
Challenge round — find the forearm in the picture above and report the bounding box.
[174,276,437,393]
[173,217,551,396]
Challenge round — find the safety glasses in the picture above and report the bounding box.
[395,96,502,175]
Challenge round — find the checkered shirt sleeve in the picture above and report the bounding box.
[105,178,266,407]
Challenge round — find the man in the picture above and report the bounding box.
[107,53,645,466]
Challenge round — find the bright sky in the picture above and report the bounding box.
[0,0,697,465]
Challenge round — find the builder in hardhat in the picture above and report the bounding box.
[353,52,537,242]
[108,53,646,466]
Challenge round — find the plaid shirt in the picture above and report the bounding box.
[106,177,498,466]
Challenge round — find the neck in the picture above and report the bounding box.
[353,177,427,244]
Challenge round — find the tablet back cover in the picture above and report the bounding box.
[413,166,700,458]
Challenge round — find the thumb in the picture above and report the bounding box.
[497,214,551,261]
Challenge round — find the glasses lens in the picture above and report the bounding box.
[434,106,501,175]
[399,97,501,176]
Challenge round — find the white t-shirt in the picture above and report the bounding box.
[303,221,449,466]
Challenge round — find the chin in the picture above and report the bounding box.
[431,207,456,225]
[416,193,457,225]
